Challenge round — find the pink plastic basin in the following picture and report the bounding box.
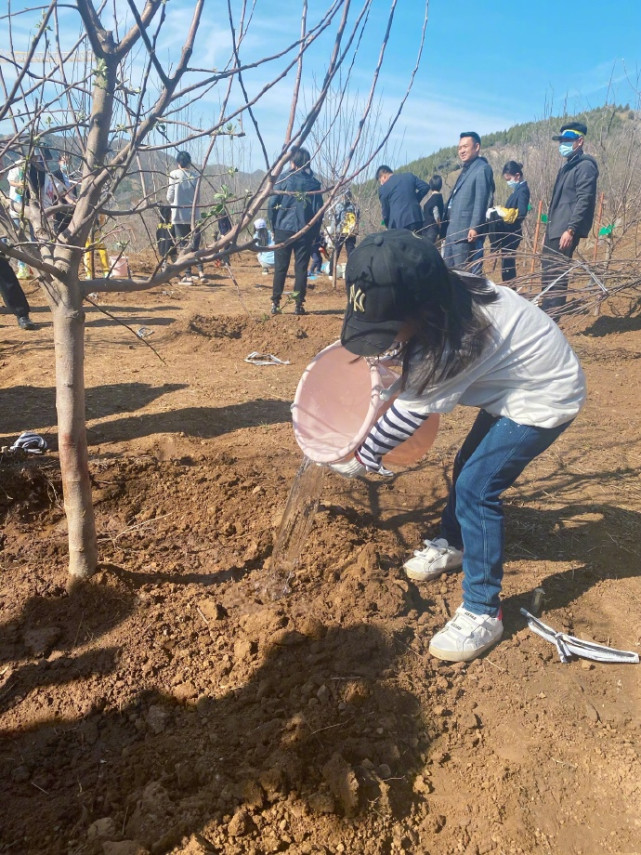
[292,340,439,465]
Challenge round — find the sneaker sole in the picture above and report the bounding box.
[428,630,503,663]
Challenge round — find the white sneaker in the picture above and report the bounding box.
[428,606,503,662]
[403,537,463,581]
[180,276,193,285]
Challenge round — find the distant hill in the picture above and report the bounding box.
[399,104,634,182]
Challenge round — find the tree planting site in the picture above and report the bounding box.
[1,256,639,854]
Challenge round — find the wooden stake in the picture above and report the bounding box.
[592,191,605,263]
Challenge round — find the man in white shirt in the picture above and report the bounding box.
[167,151,199,284]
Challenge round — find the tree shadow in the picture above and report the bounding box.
[0,621,428,852]
[500,500,640,637]
[88,398,292,444]
[102,561,255,590]
[85,315,177,329]
[0,383,188,437]
[0,581,135,714]
[581,313,641,336]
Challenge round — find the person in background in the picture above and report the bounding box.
[217,213,232,238]
[156,205,176,270]
[331,230,585,662]
[166,150,198,285]
[376,165,429,232]
[421,175,445,244]
[7,157,30,279]
[83,214,110,279]
[491,161,530,284]
[0,251,37,330]
[308,233,325,279]
[540,122,598,312]
[253,217,275,275]
[442,132,494,274]
[191,214,207,280]
[328,188,360,274]
[268,146,323,316]
[53,151,75,235]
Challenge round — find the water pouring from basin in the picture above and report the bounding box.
[266,341,439,600]
[264,456,325,601]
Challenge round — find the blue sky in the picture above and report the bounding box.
[3,0,641,175]
[387,0,641,165]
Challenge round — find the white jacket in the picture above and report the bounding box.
[166,167,198,225]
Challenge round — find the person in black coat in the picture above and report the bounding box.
[421,175,445,244]
[493,161,530,284]
[268,147,323,315]
[541,122,598,311]
[376,165,429,232]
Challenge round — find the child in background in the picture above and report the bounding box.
[253,218,274,275]
[84,214,110,278]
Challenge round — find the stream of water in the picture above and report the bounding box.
[263,456,326,600]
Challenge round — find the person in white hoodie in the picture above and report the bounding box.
[167,151,199,284]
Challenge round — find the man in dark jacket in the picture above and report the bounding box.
[376,165,429,232]
[442,132,495,273]
[268,147,323,315]
[541,122,599,312]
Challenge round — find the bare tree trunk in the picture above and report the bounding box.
[52,292,97,582]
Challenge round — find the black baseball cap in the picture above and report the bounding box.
[552,122,587,141]
[341,230,450,356]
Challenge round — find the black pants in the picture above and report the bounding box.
[173,223,193,275]
[499,231,521,283]
[157,225,176,262]
[541,232,579,311]
[272,229,313,305]
[329,235,356,273]
[422,223,439,244]
[0,256,30,319]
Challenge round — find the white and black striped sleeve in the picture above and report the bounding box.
[356,403,430,472]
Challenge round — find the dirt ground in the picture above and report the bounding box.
[1,251,640,855]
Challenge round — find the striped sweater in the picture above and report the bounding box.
[356,403,429,472]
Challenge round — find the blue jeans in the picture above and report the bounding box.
[440,410,572,617]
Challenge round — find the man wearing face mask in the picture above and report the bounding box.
[541,122,598,312]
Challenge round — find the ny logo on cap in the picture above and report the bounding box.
[348,283,366,313]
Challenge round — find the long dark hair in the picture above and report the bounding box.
[401,272,498,393]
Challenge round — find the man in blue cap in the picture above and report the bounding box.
[541,122,598,312]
